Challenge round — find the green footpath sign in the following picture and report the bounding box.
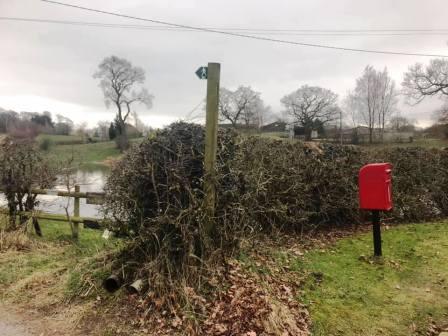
[195,66,208,80]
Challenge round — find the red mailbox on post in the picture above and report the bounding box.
[359,163,393,211]
[358,163,393,257]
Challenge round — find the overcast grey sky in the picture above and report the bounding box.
[1,0,448,128]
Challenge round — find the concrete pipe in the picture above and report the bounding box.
[127,279,144,295]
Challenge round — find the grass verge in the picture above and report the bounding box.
[2,218,448,335]
[295,222,448,335]
[0,219,122,304]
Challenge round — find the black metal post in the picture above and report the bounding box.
[372,210,382,256]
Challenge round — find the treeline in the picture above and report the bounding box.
[0,107,74,138]
[219,66,399,142]
[219,58,448,143]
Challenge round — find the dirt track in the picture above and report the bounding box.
[0,306,33,336]
[0,303,83,336]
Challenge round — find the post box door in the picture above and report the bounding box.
[359,163,392,211]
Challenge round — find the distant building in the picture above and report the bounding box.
[341,126,414,144]
[261,121,287,132]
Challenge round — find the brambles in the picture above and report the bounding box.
[103,122,243,311]
[104,122,207,234]
[232,139,448,229]
[231,139,367,231]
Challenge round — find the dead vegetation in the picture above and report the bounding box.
[202,256,310,336]
[0,217,49,252]
[0,228,36,252]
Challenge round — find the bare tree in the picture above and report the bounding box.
[75,122,88,143]
[403,58,448,103]
[131,111,145,133]
[343,91,360,127]
[96,121,110,141]
[218,88,234,124]
[281,85,339,140]
[377,68,398,140]
[94,56,153,151]
[54,114,74,135]
[59,154,80,240]
[218,86,262,127]
[348,66,398,143]
[433,103,448,124]
[388,115,416,132]
[243,97,270,129]
[261,106,278,126]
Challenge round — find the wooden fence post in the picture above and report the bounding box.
[73,184,80,239]
[203,62,220,237]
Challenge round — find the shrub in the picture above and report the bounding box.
[0,138,56,231]
[39,137,54,151]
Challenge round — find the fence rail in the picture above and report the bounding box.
[0,185,106,237]
[0,208,101,225]
[16,188,105,204]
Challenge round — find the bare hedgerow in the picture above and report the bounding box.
[373,147,448,221]
[232,140,448,228]
[230,138,367,232]
[102,123,448,319]
[0,138,56,233]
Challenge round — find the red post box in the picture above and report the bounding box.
[359,163,392,211]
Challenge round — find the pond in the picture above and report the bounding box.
[0,166,109,219]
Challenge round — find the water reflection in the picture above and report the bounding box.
[0,166,109,219]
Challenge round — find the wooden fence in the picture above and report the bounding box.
[0,185,106,237]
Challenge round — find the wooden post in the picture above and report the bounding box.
[73,184,80,239]
[203,62,220,235]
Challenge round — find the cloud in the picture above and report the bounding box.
[1,0,447,127]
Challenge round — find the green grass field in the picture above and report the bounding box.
[37,134,86,145]
[47,140,121,168]
[299,222,448,335]
[42,136,144,168]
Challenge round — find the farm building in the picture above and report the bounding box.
[341,126,414,144]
